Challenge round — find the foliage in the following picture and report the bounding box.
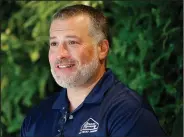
[105,0,183,135]
[1,1,182,136]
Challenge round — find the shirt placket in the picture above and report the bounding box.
[55,107,68,137]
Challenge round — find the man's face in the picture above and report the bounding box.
[49,15,100,88]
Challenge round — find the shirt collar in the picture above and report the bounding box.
[52,68,118,109]
[83,68,118,104]
[52,88,68,110]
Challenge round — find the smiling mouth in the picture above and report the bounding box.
[56,64,75,69]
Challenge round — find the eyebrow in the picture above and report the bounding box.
[50,36,57,40]
[65,35,80,39]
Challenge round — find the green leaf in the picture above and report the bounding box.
[29,50,40,63]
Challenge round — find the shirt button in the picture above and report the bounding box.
[69,115,73,119]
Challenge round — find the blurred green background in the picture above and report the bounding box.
[1,1,183,137]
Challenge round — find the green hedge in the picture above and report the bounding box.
[1,1,182,136]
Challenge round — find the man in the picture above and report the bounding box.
[21,4,166,137]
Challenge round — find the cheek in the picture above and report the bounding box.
[48,50,56,65]
[78,47,96,64]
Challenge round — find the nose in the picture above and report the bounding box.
[57,44,69,58]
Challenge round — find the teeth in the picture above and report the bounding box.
[58,64,74,68]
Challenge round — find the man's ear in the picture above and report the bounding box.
[98,39,109,61]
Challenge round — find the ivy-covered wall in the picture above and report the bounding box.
[1,1,183,136]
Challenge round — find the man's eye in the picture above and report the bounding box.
[68,40,78,45]
[50,42,57,46]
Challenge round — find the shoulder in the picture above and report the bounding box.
[103,81,165,135]
[103,81,156,123]
[102,82,163,135]
[28,91,60,115]
[21,92,61,132]
[104,81,145,111]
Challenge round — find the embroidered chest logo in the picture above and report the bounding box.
[79,118,99,134]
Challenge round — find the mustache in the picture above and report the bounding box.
[55,58,76,65]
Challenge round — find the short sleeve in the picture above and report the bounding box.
[20,116,28,137]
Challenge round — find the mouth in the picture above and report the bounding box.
[56,64,75,69]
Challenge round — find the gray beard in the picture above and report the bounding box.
[51,53,99,88]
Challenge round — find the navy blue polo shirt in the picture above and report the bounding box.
[21,69,166,137]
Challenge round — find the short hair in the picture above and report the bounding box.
[51,4,111,47]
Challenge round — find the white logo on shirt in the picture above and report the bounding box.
[79,118,99,134]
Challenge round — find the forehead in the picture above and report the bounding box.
[50,15,91,37]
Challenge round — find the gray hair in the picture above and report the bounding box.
[51,4,111,46]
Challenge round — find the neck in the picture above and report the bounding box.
[67,65,106,112]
